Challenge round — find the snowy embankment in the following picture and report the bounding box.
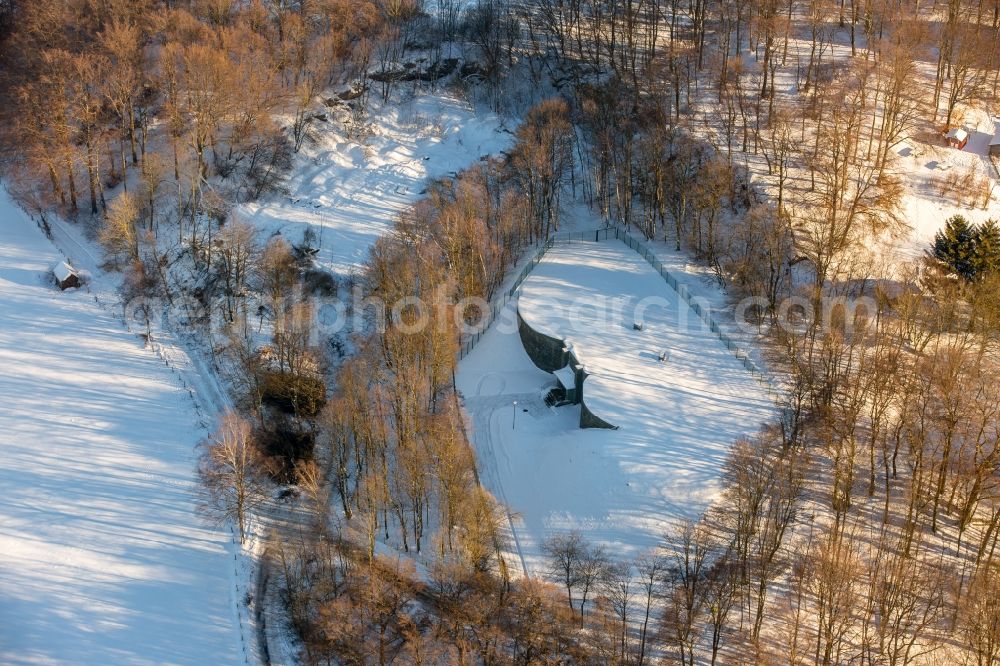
[238,93,512,276]
[457,240,774,575]
[0,192,240,665]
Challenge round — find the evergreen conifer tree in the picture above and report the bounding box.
[972,218,1000,279]
[933,215,977,279]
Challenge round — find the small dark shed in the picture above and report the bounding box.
[53,261,80,290]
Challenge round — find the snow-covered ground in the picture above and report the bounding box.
[238,93,512,276]
[457,240,774,575]
[688,21,1000,269]
[0,192,240,665]
[889,109,1000,261]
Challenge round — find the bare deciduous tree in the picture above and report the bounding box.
[198,410,270,543]
[99,191,141,263]
[543,530,585,611]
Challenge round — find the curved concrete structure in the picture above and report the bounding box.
[516,308,567,372]
[516,301,616,429]
[580,397,617,429]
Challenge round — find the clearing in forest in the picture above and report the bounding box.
[457,240,773,575]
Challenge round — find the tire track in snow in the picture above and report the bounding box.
[464,391,540,578]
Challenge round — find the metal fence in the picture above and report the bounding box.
[607,227,779,397]
[457,229,613,360]
[456,226,779,398]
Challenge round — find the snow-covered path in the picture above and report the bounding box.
[0,193,239,665]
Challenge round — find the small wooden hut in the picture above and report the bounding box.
[53,261,80,290]
[945,127,969,150]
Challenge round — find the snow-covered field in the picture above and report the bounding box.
[0,193,239,665]
[239,93,512,276]
[457,240,774,575]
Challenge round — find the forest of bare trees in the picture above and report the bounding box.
[3,0,1000,663]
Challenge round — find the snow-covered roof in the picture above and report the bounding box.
[945,127,969,142]
[52,260,77,282]
[553,364,576,390]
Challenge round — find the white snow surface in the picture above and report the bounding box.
[0,192,239,665]
[457,240,774,575]
[889,111,1000,262]
[238,93,512,276]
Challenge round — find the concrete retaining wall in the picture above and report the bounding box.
[580,398,617,429]
[517,308,567,372]
[517,304,617,429]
